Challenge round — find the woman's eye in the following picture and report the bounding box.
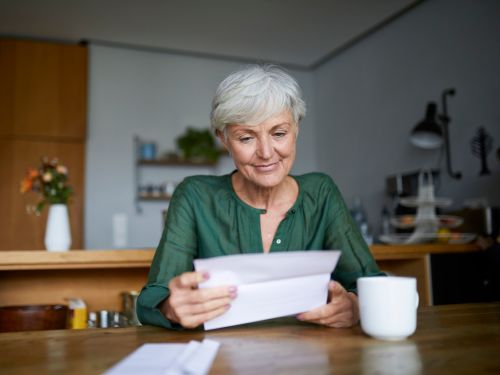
[239,136,253,143]
[274,132,287,138]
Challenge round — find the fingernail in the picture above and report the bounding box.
[225,304,231,310]
[202,272,210,280]
[229,286,237,299]
[296,314,304,321]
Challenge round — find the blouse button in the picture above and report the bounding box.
[276,239,282,245]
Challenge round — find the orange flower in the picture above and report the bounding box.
[20,157,73,214]
[20,177,33,193]
[27,168,39,179]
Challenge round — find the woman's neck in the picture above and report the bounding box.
[231,172,297,212]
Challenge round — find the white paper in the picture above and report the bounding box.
[104,339,220,375]
[180,339,220,375]
[194,250,341,330]
[164,341,200,375]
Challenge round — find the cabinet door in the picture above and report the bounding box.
[0,139,84,250]
[0,39,87,139]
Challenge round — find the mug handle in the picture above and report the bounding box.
[415,291,420,308]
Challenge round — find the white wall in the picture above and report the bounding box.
[85,45,316,248]
[314,0,500,235]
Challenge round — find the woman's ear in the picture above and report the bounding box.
[216,129,228,150]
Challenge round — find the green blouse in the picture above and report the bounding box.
[137,172,383,329]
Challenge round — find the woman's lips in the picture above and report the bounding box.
[253,161,280,172]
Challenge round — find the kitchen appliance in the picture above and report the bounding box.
[449,207,500,239]
[381,170,471,244]
[386,169,440,199]
[385,169,440,220]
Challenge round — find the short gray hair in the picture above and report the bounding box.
[210,65,306,132]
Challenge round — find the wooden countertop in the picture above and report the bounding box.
[0,244,481,270]
[0,249,153,270]
[370,243,481,259]
[0,302,499,374]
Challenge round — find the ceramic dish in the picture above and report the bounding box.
[390,215,463,229]
[399,197,452,207]
[379,232,476,245]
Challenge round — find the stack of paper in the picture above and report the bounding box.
[104,339,220,375]
[194,250,341,330]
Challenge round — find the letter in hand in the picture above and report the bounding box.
[160,271,237,329]
[296,281,359,328]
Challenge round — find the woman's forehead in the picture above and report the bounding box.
[229,110,294,129]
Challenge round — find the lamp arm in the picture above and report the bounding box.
[439,88,462,180]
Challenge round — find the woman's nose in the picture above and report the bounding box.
[256,137,273,159]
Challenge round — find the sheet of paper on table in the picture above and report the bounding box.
[194,250,341,330]
[103,339,220,375]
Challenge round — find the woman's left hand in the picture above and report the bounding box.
[296,281,359,328]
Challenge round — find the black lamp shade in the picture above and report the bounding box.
[410,102,443,149]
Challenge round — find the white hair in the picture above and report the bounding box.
[210,65,306,132]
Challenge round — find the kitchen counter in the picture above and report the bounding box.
[371,243,481,305]
[0,244,481,310]
[0,249,153,311]
[0,244,479,268]
[0,249,153,270]
[371,243,480,258]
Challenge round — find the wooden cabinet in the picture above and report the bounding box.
[0,250,151,311]
[0,39,87,250]
[370,243,481,306]
[0,39,87,139]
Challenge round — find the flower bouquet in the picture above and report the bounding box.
[20,157,73,215]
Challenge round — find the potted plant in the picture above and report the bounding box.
[176,127,220,163]
[20,157,73,251]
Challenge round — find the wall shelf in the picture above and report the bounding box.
[133,135,225,213]
[138,194,173,201]
[137,159,217,167]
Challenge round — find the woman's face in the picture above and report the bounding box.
[219,110,297,189]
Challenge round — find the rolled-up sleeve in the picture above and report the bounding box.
[323,180,385,293]
[137,180,198,329]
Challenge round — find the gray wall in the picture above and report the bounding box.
[315,0,500,236]
[85,45,316,248]
[86,0,500,248]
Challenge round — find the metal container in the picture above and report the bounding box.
[122,291,141,326]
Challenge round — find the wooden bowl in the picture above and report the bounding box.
[0,304,69,332]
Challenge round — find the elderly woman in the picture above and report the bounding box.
[137,65,383,330]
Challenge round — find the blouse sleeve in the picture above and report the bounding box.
[136,179,199,329]
[323,177,385,293]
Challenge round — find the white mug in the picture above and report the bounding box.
[357,276,419,340]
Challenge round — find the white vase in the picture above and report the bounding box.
[44,204,72,252]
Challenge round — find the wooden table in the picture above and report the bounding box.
[0,302,498,374]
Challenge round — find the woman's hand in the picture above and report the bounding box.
[296,281,359,328]
[159,271,237,329]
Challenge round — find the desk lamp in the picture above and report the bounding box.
[410,88,462,179]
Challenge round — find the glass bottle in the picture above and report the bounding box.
[351,198,373,245]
